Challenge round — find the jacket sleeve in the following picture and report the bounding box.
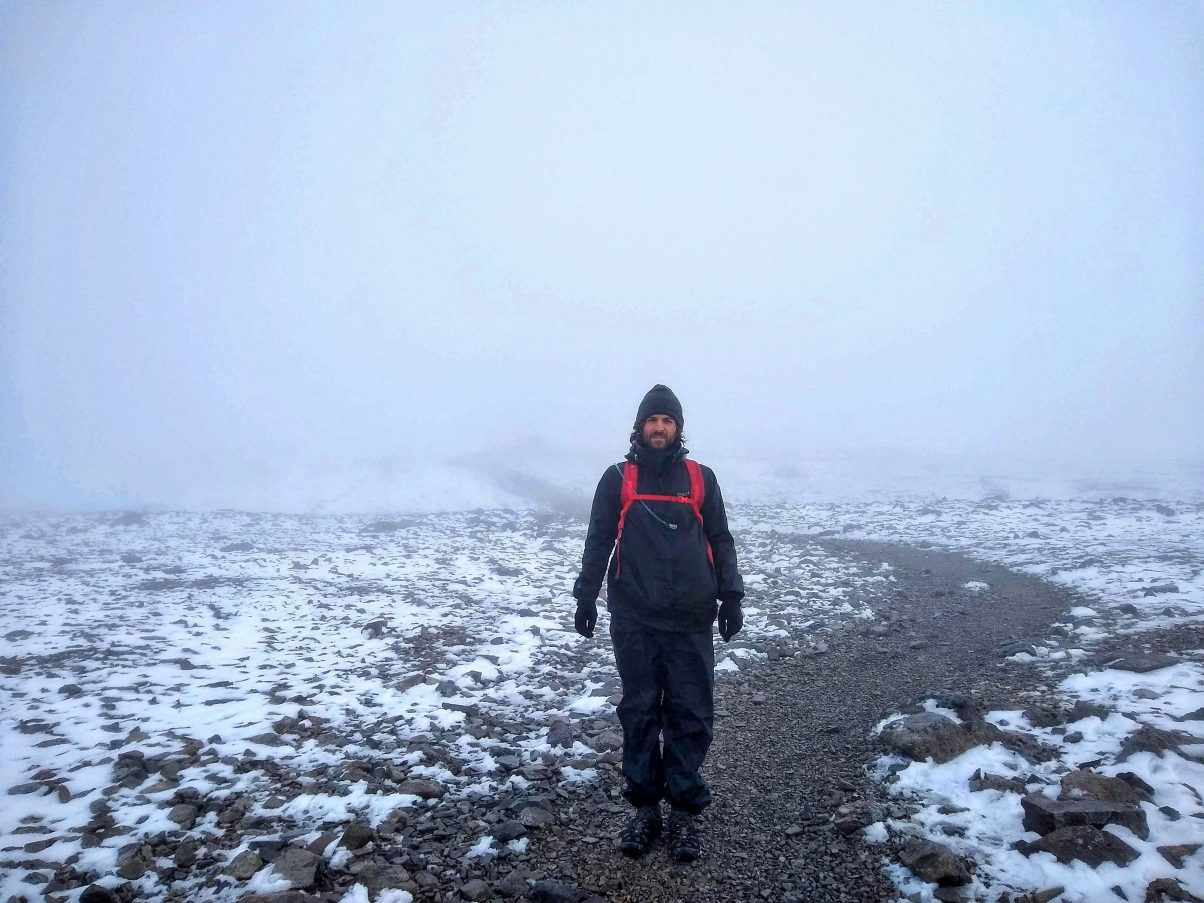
[572,466,622,603]
[701,466,744,604]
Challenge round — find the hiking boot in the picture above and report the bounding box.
[666,809,701,862]
[618,805,662,857]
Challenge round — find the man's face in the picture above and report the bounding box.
[641,414,678,449]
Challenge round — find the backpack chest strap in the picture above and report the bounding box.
[613,460,712,577]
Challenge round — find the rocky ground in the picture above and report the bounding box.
[518,540,1077,903]
[3,506,1200,903]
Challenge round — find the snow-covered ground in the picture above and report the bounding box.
[0,507,893,902]
[773,497,1204,630]
[762,497,1203,903]
[886,663,1204,903]
[1,494,1201,902]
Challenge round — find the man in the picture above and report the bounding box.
[572,384,745,862]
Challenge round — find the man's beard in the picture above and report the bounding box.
[643,431,675,449]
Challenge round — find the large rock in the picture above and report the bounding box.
[227,849,264,880]
[396,778,444,799]
[880,713,983,764]
[1099,651,1180,672]
[339,820,374,850]
[1067,699,1111,722]
[1027,699,1115,726]
[112,751,149,787]
[833,801,875,836]
[897,839,971,886]
[1022,825,1139,867]
[272,847,320,888]
[115,842,150,880]
[969,769,1027,794]
[907,691,984,722]
[246,732,286,747]
[1118,724,1199,762]
[1146,876,1204,901]
[168,803,198,827]
[496,873,531,898]
[1021,794,1149,840]
[997,639,1039,658]
[362,618,388,638]
[79,887,120,903]
[518,805,556,829]
[492,820,527,842]
[590,730,624,752]
[249,839,286,861]
[174,839,197,869]
[1143,583,1180,596]
[460,879,492,901]
[356,862,415,900]
[306,830,338,857]
[395,674,426,693]
[547,720,574,749]
[1117,771,1156,798]
[531,881,593,903]
[1158,843,1203,868]
[998,729,1060,763]
[1058,770,1145,805]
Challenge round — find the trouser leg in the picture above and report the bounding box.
[660,628,714,814]
[610,621,666,808]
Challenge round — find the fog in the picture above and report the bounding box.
[2,2,1201,511]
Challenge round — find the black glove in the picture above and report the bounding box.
[574,598,598,638]
[717,599,743,642]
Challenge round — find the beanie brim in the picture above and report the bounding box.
[634,384,684,432]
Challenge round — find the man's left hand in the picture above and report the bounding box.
[718,599,743,641]
[574,598,598,638]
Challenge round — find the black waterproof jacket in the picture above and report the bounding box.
[573,441,744,632]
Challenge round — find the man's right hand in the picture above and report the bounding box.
[574,598,598,638]
[718,599,744,642]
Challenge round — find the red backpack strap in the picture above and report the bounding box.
[685,459,705,520]
[620,462,637,510]
[613,462,638,578]
[684,459,714,564]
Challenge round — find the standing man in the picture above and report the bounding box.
[572,384,745,862]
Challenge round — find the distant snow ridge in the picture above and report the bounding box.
[96,449,1204,514]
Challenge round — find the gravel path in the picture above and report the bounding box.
[522,539,1080,903]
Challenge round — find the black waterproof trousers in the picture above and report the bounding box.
[610,620,715,814]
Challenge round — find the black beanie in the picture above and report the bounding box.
[634,384,684,431]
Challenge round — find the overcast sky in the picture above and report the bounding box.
[2,2,1201,509]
